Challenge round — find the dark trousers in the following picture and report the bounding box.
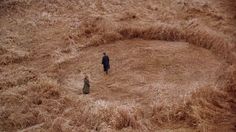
[103,65,109,74]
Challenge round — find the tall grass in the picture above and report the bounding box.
[78,18,232,62]
[74,17,236,131]
[0,1,235,131]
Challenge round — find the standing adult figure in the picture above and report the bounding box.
[102,52,110,74]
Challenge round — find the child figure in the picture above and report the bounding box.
[83,75,90,94]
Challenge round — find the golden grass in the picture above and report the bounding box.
[1,18,235,131]
[1,0,235,131]
[151,64,236,131]
[0,78,64,131]
[39,16,236,131]
[0,46,7,55]
[77,18,231,62]
[0,52,31,66]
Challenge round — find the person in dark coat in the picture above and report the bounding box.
[102,53,110,74]
[83,75,90,94]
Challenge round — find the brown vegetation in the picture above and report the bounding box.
[0,0,236,131]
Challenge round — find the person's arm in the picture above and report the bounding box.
[102,57,104,64]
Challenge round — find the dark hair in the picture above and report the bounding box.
[103,52,106,55]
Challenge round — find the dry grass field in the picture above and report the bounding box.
[0,0,236,131]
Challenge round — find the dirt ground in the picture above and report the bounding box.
[64,40,223,104]
[0,0,236,131]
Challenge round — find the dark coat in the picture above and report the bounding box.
[102,55,110,71]
[83,78,90,94]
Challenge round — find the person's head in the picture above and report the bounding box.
[103,52,106,56]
